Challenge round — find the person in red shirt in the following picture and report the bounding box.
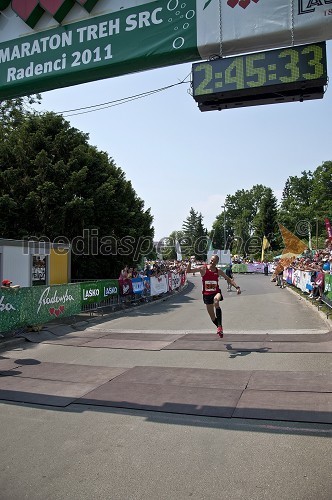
[186,255,241,338]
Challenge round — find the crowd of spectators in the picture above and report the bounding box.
[119,240,332,289]
[287,240,331,300]
[286,241,332,273]
[270,239,332,301]
[232,256,253,264]
[119,260,188,281]
[144,260,188,278]
[224,240,332,303]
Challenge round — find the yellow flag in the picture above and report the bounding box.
[278,223,307,262]
[261,235,270,262]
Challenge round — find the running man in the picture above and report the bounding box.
[186,255,241,338]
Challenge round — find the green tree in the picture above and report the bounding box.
[209,165,331,257]
[252,187,279,251]
[182,208,208,259]
[309,161,332,246]
[310,161,332,214]
[0,110,154,278]
[220,185,273,256]
[0,95,41,138]
[160,230,185,261]
[278,170,314,235]
[210,214,224,250]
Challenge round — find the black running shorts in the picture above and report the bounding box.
[203,292,223,304]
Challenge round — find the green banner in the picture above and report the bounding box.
[232,264,248,273]
[0,288,23,332]
[0,0,198,99]
[99,279,119,300]
[0,283,81,332]
[0,281,121,332]
[323,274,332,302]
[22,283,81,325]
[80,280,119,305]
[80,281,102,305]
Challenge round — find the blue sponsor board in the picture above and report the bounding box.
[131,278,144,294]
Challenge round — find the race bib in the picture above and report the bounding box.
[205,280,218,292]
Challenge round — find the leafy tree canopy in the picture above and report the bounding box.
[278,164,332,247]
[0,108,154,278]
[182,207,207,259]
[212,185,277,256]
[173,164,331,259]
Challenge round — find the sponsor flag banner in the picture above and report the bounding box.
[131,277,144,294]
[323,274,332,303]
[261,235,270,262]
[167,272,172,292]
[119,278,133,296]
[286,267,293,284]
[150,275,168,296]
[171,272,181,290]
[292,269,301,288]
[306,272,314,292]
[167,272,181,291]
[278,223,307,259]
[299,271,311,293]
[324,218,332,241]
[175,240,182,261]
[142,277,151,297]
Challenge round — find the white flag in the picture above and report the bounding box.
[175,240,182,261]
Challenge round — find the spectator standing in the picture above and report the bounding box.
[225,265,234,291]
[1,279,20,290]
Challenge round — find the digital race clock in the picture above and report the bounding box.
[192,42,327,111]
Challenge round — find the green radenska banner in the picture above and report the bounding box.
[0,280,122,332]
[0,283,81,332]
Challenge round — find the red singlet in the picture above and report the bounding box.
[202,266,221,295]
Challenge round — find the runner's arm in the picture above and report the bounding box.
[219,269,241,294]
[186,261,204,275]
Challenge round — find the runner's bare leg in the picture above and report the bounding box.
[214,293,223,327]
[206,303,217,324]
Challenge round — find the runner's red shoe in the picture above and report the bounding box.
[217,326,223,338]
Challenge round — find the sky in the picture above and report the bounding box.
[35,41,332,241]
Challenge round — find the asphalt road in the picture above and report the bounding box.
[0,274,331,500]
[97,272,329,332]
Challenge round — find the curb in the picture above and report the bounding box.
[0,336,25,352]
